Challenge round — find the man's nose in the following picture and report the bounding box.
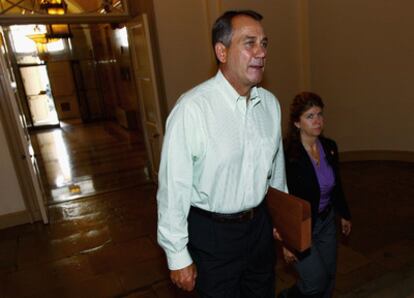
[255,45,266,58]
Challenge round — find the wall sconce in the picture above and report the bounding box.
[47,24,72,39]
[40,0,73,39]
[40,0,67,15]
[27,33,48,55]
[26,25,58,57]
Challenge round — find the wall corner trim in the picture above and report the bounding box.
[0,210,36,230]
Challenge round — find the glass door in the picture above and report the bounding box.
[19,64,59,128]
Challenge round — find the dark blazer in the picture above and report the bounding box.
[285,137,351,227]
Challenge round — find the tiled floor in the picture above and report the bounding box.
[30,121,151,204]
[1,121,413,297]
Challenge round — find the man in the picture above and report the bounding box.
[157,10,287,297]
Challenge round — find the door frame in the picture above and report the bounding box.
[0,32,48,224]
[127,13,166,181]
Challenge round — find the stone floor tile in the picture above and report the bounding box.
[275,260,297,285]
[0,272,7,298]
[123,289,158,298]
[87,236,163,275]
[118,258,169,294]
[0,239,18,273]
[368,239,414,271]
[275,276,295,297]
[337,244,370,274]
[17,225,114,270]
[17,234,67,269]
[152,280,198,298]
[5,254,95,297]
[108,218,156,243]
[59,272,124,298]
[338,263,414,298]
[335,261,387,294]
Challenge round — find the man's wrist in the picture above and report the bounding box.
[166,247,193,270]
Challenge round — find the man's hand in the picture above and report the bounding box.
[170,263,197,291]
[341,218,352,236]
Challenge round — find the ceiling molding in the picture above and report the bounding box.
[0,0,131,24]
[0,13,131,25]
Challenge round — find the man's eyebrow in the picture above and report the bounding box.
[243,36,268,42]
[244,35,257,40]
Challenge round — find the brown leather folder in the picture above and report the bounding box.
[267,187,311,252]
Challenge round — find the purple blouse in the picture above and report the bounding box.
[307,139,335,212]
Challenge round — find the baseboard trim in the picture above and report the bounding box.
[0,210,33,230]
[340,150,414,162]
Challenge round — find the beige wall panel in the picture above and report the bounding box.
[48,61,76,96]
[153,0,214,110]
[48,61,81,119]
[0,119,26,216]
[308,0,414,152]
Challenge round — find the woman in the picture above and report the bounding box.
[279,92,352,298]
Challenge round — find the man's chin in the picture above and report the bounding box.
[249,76,263,86]
[247,71,264,85]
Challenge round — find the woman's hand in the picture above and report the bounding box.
[273,227,282,241]
[341,218,352,236]
[274,228,297,263]
[282,246,298,264]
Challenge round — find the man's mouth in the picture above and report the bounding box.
[249,65,264,69]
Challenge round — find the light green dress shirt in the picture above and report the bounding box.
[157,71,287,270]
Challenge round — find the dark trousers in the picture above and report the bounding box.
[293,208,337,298]
[188,204,276,298]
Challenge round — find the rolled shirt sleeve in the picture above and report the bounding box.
[156,99,204,270]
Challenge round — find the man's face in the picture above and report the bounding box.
[217,15,268,95]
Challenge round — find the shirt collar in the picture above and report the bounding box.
[215,70,261,110]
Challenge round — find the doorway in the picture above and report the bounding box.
[7,22,156,205]
[1,14,166,226]
[19,64,59,128]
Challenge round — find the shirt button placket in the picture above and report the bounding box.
[245,107,254,197]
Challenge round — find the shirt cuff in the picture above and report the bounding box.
[166,247,193,270]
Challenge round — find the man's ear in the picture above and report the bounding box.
[214,42,227,64]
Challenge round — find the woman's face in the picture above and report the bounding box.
[294,106,324,139]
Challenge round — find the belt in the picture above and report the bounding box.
[318,204,332,220]
[190,202,263,223]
